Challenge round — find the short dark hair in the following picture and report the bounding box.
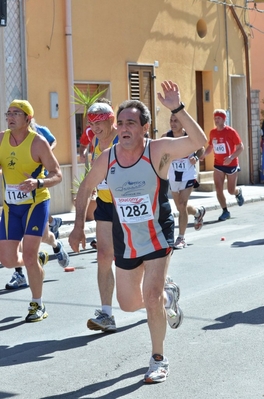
[117,100,151,126]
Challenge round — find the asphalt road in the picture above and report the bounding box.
[0,202,264,399]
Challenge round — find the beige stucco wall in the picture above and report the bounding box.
[72,1,248,131]
[25,1,70,165]
[26,0,248,141]
[22,0,250,212]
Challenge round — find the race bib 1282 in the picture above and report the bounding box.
[115,194,154,224]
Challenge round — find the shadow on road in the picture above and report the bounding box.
[202,306,264,330]
[0,278,59,296]
[41,368,146,399]
[231,239,264,247]
[0,319,147,367]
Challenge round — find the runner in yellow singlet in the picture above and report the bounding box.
[0,99,62,322]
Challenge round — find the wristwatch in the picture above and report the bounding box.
[37,179,44,188]
[171,102,185,114]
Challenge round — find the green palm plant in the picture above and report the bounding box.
[71,165,97,221]
[71,166,90,195]
[72,85,107,117]
[72,85,107,182]
[71,85,107,217]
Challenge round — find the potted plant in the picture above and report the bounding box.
[72,85,107,117]
[71,85,107,220]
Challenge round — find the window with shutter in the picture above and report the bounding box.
[128,65,156,138]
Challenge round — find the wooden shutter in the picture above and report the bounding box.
[128,65,156,138]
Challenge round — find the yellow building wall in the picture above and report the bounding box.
[25,0,70,164]
[25,0,248,156]
[24,0,249,212]
[71,0,248,170]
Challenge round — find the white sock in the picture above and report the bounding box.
[32,298,42,307]
[102,305,112,317]
[195,209,200,217]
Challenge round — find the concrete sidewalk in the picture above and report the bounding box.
[56,184,264,239]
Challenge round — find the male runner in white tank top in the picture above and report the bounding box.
[69,81,207,384]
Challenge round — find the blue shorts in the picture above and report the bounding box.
[0,200,50,241]
[115,247,173,270]
[94,197,113,222]
[214,165,241,175]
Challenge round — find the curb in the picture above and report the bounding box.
[58,194,264,239]
[59,220,96,240]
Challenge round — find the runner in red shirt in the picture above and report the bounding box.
[201,109,244,221]
[79,126,95,164]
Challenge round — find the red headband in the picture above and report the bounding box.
[214,112,226,120]
[87,112,114,123]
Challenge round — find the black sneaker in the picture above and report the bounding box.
[218,210,231,221]
[25,302,48,322]
[236,187,244,206]
[90,239,97,250]
[38,251,49,266]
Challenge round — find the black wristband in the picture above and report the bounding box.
[171,102,185,114]
[37,179,44,188]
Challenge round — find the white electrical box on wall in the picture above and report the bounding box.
[50,92,59,119]
[204,90,210,102]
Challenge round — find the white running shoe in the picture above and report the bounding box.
[25,302,48,322]
[49,217,62,239]
[165,280,183,329]
[144,355,169,383]
[174,236,187,249]
[194,206,206,231]
[87,309,117,332]
[54,240,70,268]
[5,271,27,290]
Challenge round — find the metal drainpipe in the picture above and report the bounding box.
[224,4,230,112]
[229,6,254,184]
[20,0,27,99]
[65,0,78,192]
